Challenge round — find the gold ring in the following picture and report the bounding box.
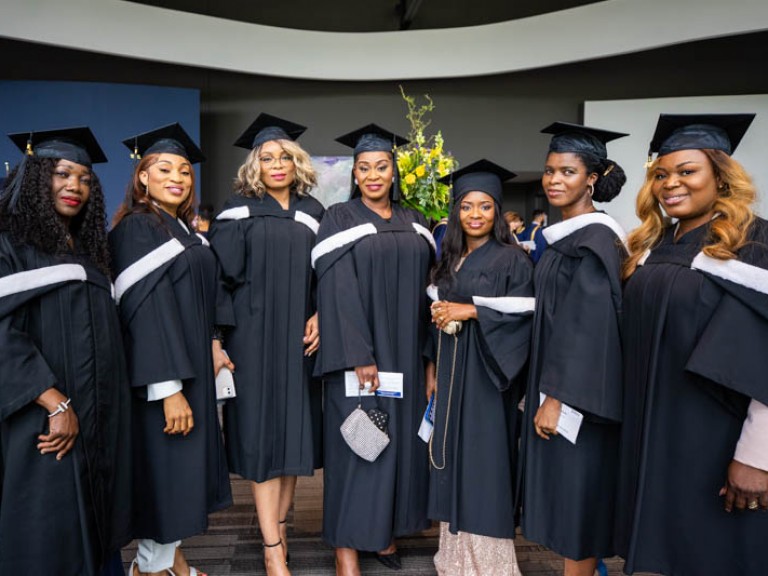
[748,500,760,510]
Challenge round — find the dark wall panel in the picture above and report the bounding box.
[0,80,200,220]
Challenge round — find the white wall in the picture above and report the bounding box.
[585,94,768,233]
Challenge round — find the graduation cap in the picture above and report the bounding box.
[335,123,409,157]
[541,122,628,160]
[439,159,516,206]
[122,123,205,164]
[3,126,107,214]
[233,113,307,150]
[8,126,107,167]
[648,113,756,163]
[335,124,409,202]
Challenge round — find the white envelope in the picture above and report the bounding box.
[345,371,404,399]
[539,393,584,445]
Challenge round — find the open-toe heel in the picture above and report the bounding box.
[279,519,290,566]
[263,539,288,575]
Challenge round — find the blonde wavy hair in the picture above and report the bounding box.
[234,139,317,198]
[623,149,756,279]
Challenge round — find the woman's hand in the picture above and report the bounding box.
[355,364,380,393]
[36,388,79,460]
[304,312,320,357]
[425,361,436,400]
[163,391,194,436]
[212,339,235,377]
[720,460,768,512]
[430,300,476,331]
[534,396,562,440]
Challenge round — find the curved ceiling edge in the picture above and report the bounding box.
[1,0,767,81]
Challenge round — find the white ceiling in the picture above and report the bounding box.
[1,0,767,81]
[125,0,603,32]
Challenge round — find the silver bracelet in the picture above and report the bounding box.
[48,398,72,418]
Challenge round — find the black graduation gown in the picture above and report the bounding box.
[208,193,325,482]
[109,211,232,544]
[0,234,131,575]
[616,220,768,576]
[518,213,626,560]
[426,240,533,539]
[314,198,434,551]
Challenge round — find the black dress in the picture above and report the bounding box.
[314,198,434,551]
[109,211,232,544]
[427,239,533,539]
[0,234,132,575]
[616,220,768,576]
[208,193,325,481]
[518,212,626,560]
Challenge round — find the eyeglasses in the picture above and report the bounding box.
[259,154,294,166]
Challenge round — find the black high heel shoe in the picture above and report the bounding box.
[376,550,402,571]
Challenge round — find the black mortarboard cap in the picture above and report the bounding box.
[335,124,409,157]
[122,123,205,164]
[649,113,755,159]
[8,126,107,167]
[542,122,628,160]
[233,113,307,150]
[4,126,107,214]
[438,159,516,206]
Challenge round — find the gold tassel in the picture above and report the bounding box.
[130,144,141,160]
[643,154,653,169]
[25,140,34,156]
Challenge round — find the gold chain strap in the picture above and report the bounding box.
[429,329,459,470]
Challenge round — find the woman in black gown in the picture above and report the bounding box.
[617,113,768,576]
[208,114,324,576]
[517,122,629,576]
[0,127,131,575]
[110,124,232,576]
[313,124,434,576]
[425,160,533,576]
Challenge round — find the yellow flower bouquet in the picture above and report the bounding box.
[396,87,458,221]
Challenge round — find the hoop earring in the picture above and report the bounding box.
[354,178,359,186]
[586,183,594,197]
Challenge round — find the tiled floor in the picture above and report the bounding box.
[122,472,656,576]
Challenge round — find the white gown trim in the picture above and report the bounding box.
[114,239,186,303]
[0,264,87,299]
[543,212,627,248]
[692,252,768,295]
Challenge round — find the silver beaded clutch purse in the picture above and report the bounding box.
[340,397,390,462]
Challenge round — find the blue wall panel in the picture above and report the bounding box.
[0,80,200,222]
